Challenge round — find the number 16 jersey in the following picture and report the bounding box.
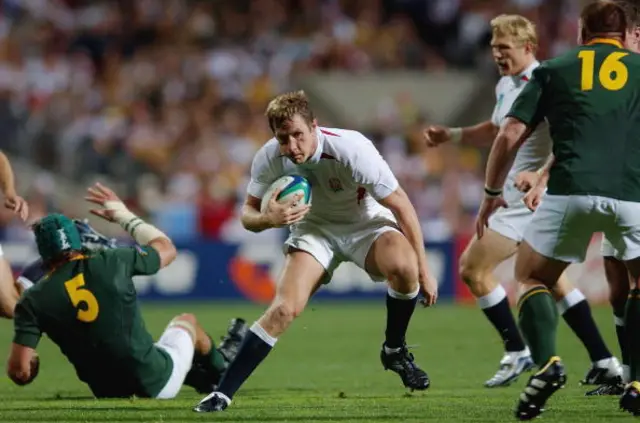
[508,38,640,202]
[12,247,173,398]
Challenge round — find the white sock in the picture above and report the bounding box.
[556,288,585,315]
[387,286,419,300]
[250,322,278,347]
[476,285,507,309]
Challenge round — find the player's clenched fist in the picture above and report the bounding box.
[423,125,451,147]
[263,188,310,227]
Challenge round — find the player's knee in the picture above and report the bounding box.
[173,313,197,326]
[385,257,418,291]
[459,256,486,289]
[169,313,198,340]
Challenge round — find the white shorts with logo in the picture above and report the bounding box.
[284,214,401,283]
[524,194,640,263]
[154,326,195,399]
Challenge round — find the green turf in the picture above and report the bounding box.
[0,302,633,422]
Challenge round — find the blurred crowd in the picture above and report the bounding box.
[0,0,581,242]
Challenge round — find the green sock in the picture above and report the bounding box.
[625,289,640,381]
[197,335,227,374]
[518,287,558,366]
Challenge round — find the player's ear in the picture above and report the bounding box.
[524,42,533,55]
[311,118,318,130]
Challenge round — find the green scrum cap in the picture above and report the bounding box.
[33,214,83,262]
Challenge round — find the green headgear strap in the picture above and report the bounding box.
[33,214,83,263]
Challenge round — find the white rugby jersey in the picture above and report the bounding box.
[491,60,552,204]
[247,127,398,224]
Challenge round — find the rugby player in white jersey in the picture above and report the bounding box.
[194,90,438,412]
[424,14,621,388]
[0,149,28,318]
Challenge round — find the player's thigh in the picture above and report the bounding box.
[273,248,328,309]
[459,229,518,276]
[515,241,570,289]
[154,324,196,399]
[523,194,596,264]
[363,229,418,292]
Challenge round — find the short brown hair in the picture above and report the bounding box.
[614,0,640,27]
[581,0,628,40]
[490,14,538,48]
[265,90,315,132]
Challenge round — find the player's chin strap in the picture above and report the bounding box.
[103,201,168,245]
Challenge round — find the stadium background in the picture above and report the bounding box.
[0,0,607,305]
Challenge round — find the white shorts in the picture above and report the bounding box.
[154,326,195,399]
[524,194,640,263]
[284,214,401,283]
[488,201,533,242]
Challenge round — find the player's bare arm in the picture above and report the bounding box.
[424,120,498,148]
[7,343,37,385]
[476,117,531,238]
[241,190,309,232]
[377,187,438,306]
[0,151,28,221]
[85,182,176,268]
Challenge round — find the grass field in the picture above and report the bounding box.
[0,301,633,423]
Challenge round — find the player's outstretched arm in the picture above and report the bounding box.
[85,182,177,269]
[424,120,497,148]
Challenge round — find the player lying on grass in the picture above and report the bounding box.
[14,217,248,393]
[6,183,245,398]
[424,14,621,389]
[195,90,438,412]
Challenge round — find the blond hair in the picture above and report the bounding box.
[490,14,538,48]
[265,90,315,132]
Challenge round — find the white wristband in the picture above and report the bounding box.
[450,127,462,144]
[103,201,168,245]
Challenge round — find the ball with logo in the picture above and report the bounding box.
[260,175,312,213]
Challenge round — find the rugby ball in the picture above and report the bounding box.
[260,175,312,213]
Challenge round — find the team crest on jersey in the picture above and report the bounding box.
[496,93,504,110]
[328,177,343,192]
